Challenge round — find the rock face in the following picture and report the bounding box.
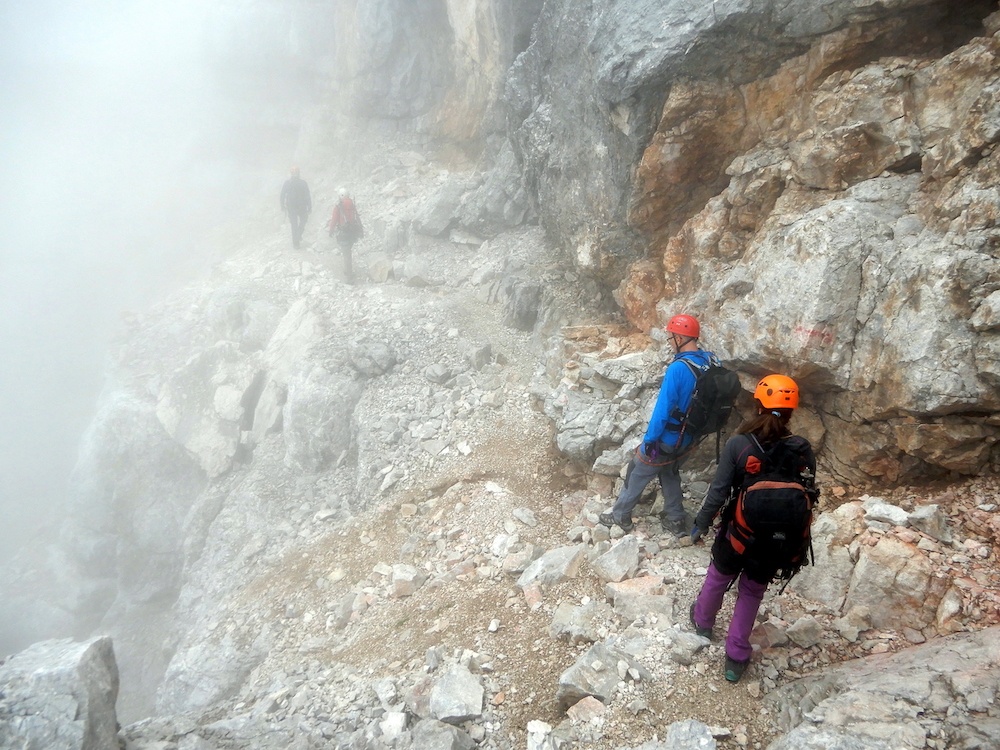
[609,7,1000,482]
[648,30,998,480]
[502,1,980,280]
[310,0,1000,481]
[342,0,997,484]
[329,0,543,145]
[767,626,1000,749]
[789,498,972,635]
[3,2,1000,749]
[0,637,120,750]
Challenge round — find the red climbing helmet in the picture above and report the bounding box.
[666,314,700,338]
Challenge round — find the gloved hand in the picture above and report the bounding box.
[643,441,658,459]
[690,526,705,543]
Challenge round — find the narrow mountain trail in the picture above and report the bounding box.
[124,131,1000,749]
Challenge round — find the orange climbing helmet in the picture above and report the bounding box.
[666,314,700,338]
[754,374,799,410]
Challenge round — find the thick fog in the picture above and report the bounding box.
[0,1,307,563]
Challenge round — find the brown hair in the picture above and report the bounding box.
[736,407,793,443]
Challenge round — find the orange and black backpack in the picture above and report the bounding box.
[727,435,818,586]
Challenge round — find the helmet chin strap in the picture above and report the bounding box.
[672,334,695,352]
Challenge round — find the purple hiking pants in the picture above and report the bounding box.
[693,562,768,662]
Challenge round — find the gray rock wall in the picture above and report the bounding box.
[0,637,120,750]
[4,0,1000,742]
[199,0,1000,486]
[325,0,542,144]
[766,626,1000,749]
[525,1,1000,482]
[501,0,973,282]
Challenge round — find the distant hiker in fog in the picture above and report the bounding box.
[327,187,364,283]
[600,314,715,537]
[280,166,311,249]
[689,374,817,684]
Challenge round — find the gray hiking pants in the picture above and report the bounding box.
[610,446,687,526]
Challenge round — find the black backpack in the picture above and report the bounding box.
[672,356,742,458]
[728,436,818,586]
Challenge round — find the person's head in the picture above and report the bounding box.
[290,166,300,177]
[666,314,699,353]
[337,186,348,199]
[737,373,799,441]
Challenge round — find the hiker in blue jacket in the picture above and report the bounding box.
[599,314,715,537]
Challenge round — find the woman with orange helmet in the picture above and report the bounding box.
[689,373,817,683]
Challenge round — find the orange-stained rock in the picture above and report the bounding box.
[614,260,665,332]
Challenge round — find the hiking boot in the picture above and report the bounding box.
[724,655,750,683]
[689,603,712,640]
[598,512,634,533]
[660,515,688,537]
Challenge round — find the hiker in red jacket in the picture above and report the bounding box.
[327,187,364,283]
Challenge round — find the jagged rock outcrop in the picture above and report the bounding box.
[317,0,1000,481]
[4,3,1000,750]
[786,495,998,636]
[646,30,1000,481]
[609,6,1000,482]
[766,626,1000,749]
[502,2,989,281]
[0,637,119,750]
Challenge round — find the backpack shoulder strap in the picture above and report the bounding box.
[678,358,698,376]
[668,356,706,426]
[678,355,711,375]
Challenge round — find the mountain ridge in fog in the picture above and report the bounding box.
[2,1,1000,748]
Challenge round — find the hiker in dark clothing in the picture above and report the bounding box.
[599,314,716,537]
[280,166,312,249]
[689,374,817,683]
[327,187,363,283]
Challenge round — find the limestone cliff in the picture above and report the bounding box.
[483,0,1000,482]
[301,0,1000,482]
[3,2,1000,749]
